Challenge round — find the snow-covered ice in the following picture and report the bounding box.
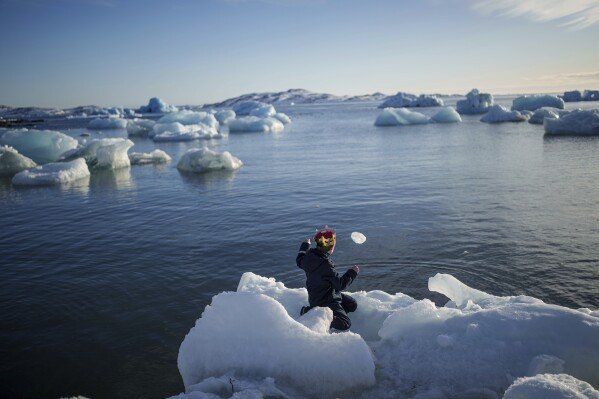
[214,110,236,125]
[88,117,128,130]
[129,149,171,165]
[529,108,561,125]
[351,232,367,244]
[0,145,36,176]
[62,138,134,169]
[374,108,429,126]
[481,105,528,123]
[562,90,582,102]
[378,92,443,108]
[456,89,494,114]
[0,128,79,164]
[228,116,285,133]
[126,119,156,136]
[138,97,178,114]
[430,107,462,123]
[544,109,599,135]
[503,374,599,399]
[512,95,565,112]
[177,148,243,173]
[12,158,90,186]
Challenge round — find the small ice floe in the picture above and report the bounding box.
[88,117,128,130]
[351,231,367,244]
[129,149,171,165]
[511,94,565,112]
[480,105,528,123]
[137,97,178,114]
[430,107,462,123]
[544,109,599,136]
[456,88,494,114]
[375,108,429,126]
[0,128,79,164]
[0,145,37,177]
[12,158,90,186]
[177,148,243,173]
[62,138,134,169]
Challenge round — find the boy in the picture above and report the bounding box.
[296,227,360,331]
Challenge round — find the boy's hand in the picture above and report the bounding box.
[352,265,360,274]
[303,238,311,245]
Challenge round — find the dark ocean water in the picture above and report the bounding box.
[1,98,598,398]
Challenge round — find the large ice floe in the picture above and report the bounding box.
[430,107,462,123]
[375,107,461,126]
[129,149,171,165]
[171,272,599,399]
[138,97,178,114]
[126,118,156,136]
[528,108,561,125]
[378,92,444,108]
[456,89,494,114]
[88,117,128,130]
[150,111,222,142]
[12,158,90,186]
[544,109,599,136]
[62,138,134,169]
[227,101,291,132]
[0,128,79,164]
[0,145,37,177]
[176,148,243,173]
[481,105,529,123]
[512,95,565,112]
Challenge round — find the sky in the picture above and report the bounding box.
[1,0,599,108]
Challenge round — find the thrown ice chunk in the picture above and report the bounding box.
[512,95,565,111]
[374,107,429,126]
[273,112,291,124]
[12,158,90,186]
[157,111,219,130]
[126,118,156,136]
[0,145,36,176]
[351,231,366,244]
[177,292,375,398]
[62,138,134,169]
[137,97,178,113]
[214,110,236,125]
[503,374,599,399]
[456,89,494,114]
[0,128,79,164]
[480,105,528,123]
[177,148,243,173]
[88,117,128,130]
[379,92,444,108]
[529,108,560,125]
[228,117,285,133]
[129,149,171,165]
[249,104,276,118]
[431,107,462,123]
[562,90,582,102]
[544,109,599,135]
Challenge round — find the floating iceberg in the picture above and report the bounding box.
[151,122,221,142]
[529,108,561,125]
[512,95,565,112]
[503,374,599,399]
[378,92,443,108]
[126,119,156,136]
[157,111,219,131]
[374,108,429,126]
[481,105,528,123]
[232,101,268,116]
[456,89,494,114]
[62,138,134,169]
[12,158,90,186]
[0,145,36,176]
[171,271,599,399]
[88,117,128,130]
[249,103,276,118]
[430,106,462,123]
[137,97,178,114]
[544,109,599,135]
[228,116,285,133]
[562,90,582,102]
[129,149,171,165]
[0,128,79,164]
[273,112,291,124]
[214,110,236,125]
[583,90,599,101]
[177,148,243,173]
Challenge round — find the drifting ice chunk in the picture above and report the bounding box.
[214,110,236,125]
[431,107,462,123]
[157,111,219,131]
[129,149,171,165]
[529,108,560,125]
[544,109,599,135]
[503,374,599,399]
[0,145,37,176]
[379,92,444,108]
[273,112,292,124]
[583,90,599,101]
[481,105,528,123]
[63,138,134,169]
[512,95,565,111]
[138,97,178,114]
[249,104,276,118]
[126,119,156,136]
[562,90,582,102]
[0,128,78,164]
[151,122,221,141]
[351,232,366,244]
[228,117,285,133]
[88,117,128,130]
[456,89,494,114]
[12,158,90,186]
[374,108,429,126]
[176,292,375,398]
[177,148,243,173]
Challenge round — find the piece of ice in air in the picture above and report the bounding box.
[351,231,366,244]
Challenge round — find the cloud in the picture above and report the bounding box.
[471,0,599,29]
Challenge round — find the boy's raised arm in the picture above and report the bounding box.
[296,238,311,268]
[322,262,358,291]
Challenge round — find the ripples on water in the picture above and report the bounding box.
[1,98,598,398]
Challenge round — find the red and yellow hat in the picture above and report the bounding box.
[314,226,336,248]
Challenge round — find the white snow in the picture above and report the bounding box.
[129,149,171,165]
[228,117,285,133]
[126,118,156,136]
[544,109,599,135]
[481,105,528,123]
[62,138,134,169]
[374,108,429,126]
[378,92,444,108]
[176,148,243,173]
[503,374,599,399]
[0,145,37,176]
[529,108,561,125]
[456,89,494,114]
[214,110,236,125]
[88,117,128,130]
[0,128,79,164]
[512,95,565,112]
[351,232,367,244]
[12,158,90,186]
[138,97,178,114]
[172,272,599,399]
[430,107,462,123]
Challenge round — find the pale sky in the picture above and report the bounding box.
[1,0,598,107]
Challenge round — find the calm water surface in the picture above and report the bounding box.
[1,99,598,398]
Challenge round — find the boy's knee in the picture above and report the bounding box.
[346,301,357,313]
[331,316,351,331]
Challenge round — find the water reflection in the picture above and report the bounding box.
[90,167,134,190]
[178,169,237,189]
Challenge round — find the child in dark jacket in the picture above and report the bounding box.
[296,227,359,331]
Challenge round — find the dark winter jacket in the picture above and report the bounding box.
[296,242,358,307]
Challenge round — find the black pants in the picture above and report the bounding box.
[328,294,357,331]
